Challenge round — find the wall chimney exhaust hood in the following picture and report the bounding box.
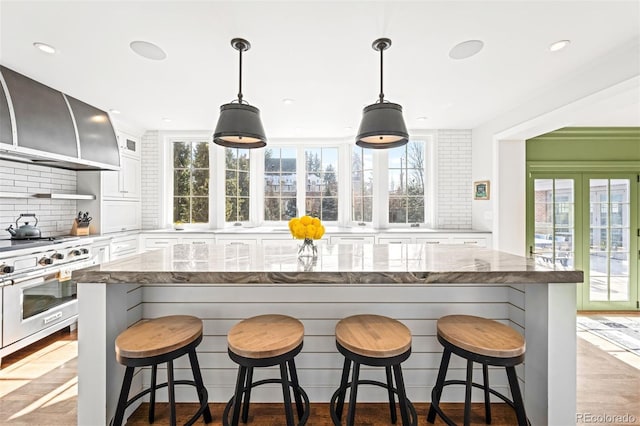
[0,65,120,171]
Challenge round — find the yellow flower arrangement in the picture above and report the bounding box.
[288,215,324,258]
[288,215,325,240]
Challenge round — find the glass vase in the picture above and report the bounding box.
[298,238,317,259]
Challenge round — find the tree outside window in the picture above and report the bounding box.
[264,148,297,221]
[352,146,373,222]
[388,141,425,223]
[173,141,209,223]
[225,148,250,222]
[305,147,338,221]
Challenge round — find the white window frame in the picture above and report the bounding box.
[159,132,435,230]
[353,132,435,229]
[162,132,214,230]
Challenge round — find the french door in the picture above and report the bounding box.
[528,173,639,310]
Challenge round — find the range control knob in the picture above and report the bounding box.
[80,248,89,254]
[1,265,15,274]
[39,257,54,265]
[52,253,64,260]
[70,249,82,256]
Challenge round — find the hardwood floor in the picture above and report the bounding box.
[0,322,639,425]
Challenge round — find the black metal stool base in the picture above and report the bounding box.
[427,336,530,426]
[329,379,417,426]
[329,343,416,426]
[222,378,310,426]
[224,343,309,426]
[111,335,212,426]
[110,380,210,426]
[428,380,530,426]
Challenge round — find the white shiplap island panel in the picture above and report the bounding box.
[75,243,582,426]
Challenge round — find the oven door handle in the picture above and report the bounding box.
[10,270,52,286]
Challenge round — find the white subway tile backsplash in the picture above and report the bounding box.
[0,163,78,237]
[436,129,472,229]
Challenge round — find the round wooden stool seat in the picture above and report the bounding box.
[115,315,203,361]
[112,315,211,426]
[437,314,525,358]
[336,314,412,358]
[228,314,304,359]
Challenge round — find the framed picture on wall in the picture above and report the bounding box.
[473,180,490,200]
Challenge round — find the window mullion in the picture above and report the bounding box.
[373,149,388,228]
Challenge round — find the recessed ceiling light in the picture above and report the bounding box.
[109,109,121,114]
[33,42,56,54]
[416,116,428,121]
[162,117,172,123]
[130,41,167,60]
[549,40,571,52]
[344,126,353,131]
[449,40,484,60]
[282,98,295,105]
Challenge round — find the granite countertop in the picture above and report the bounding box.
[74,243,583,285]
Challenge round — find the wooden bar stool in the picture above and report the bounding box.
[427,315,529,426]
[223,314,310,426]
[329,314,417,426]
[112,315,212,426]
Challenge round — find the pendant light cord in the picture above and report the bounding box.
[378,45,385,103]
[237,45,244,104]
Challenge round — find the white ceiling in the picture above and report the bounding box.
[1,0,639,138]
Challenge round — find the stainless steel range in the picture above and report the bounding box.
[0,236,94,364]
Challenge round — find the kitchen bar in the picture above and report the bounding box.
[74,243,582,426]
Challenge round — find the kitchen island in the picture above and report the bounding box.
[74,243,583,426]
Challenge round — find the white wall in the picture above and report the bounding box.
[472,37,640,251]
[0,159,78,236]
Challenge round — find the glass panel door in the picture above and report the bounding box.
[531,178,577,270]
[582,175,638,310]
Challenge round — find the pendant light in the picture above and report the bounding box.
[213,38,266,149]
[356,38,408,149]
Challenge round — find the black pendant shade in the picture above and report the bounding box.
[213,104,266,149]
[356,38,409,149]
[213,38,267,149]
[356,102,408,149]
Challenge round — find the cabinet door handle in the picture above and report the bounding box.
[425,241,440,244]
[191,241,207,244]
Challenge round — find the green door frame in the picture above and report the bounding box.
[580,173,638,310]
[527,162,640,311]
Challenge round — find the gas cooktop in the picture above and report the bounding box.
[0,236,80,253]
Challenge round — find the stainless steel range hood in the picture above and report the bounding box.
[0,65,120,171]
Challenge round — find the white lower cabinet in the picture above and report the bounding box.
[378,237,412,244]
[415,237,451,245]
[102,201,141,234]
[330,235,376,245]
[110,235,140,260]
[91,241,110,264]
[144,237,179,250]
[140,234,216,250]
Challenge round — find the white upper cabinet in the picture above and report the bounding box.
[102,132,141,200]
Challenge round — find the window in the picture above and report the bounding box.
[352,146,373,223]
[388,141,425,223]
[225,148,250,222]
[264,147,297,221]
[305,147,338,221]
[172,141,209,223]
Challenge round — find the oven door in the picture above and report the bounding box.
[2,270,78,347]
